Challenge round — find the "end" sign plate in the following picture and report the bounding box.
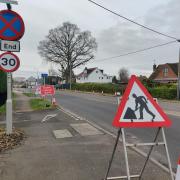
[0,40,20,52]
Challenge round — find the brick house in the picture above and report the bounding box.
[149,63,178,83]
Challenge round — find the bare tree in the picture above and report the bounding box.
[38,22,97,83]
[118,68,129,83]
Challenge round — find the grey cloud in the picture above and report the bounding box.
[95,0,180,77]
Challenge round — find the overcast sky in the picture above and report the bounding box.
[10,0,180,78]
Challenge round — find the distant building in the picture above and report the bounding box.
[13,77,26,88]
[47,76,62,85]
[13,77,26,83]
[149,63,178,83]
[26,76,37,88]
[76,67,113,83]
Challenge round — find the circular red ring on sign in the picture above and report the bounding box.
[0,52,20,72]
[0,10,25,41]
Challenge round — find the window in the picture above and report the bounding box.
[163,67,168,77]
[102,77,103,79]
[107,77,108,79]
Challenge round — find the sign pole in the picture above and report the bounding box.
[0,0,24,135]
[104,128,122,180]
[121,128,130,180]
[162,128,174,180]
[6,72,12,134]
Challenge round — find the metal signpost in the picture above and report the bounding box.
[41,73,48,85]
[0,2,25,134]
[104,75,174,180]
[0,52,20,134]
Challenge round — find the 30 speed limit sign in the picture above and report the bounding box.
[0,52,20,72]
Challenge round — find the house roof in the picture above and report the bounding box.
[76,67,97,78]
[27,76,36,82]
[149,62,178,80]
[87,68,97,75]
[168,63,178,76]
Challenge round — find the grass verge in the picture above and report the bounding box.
[30,98,53,110]
[23,93,35,97]
[0,104,5,114]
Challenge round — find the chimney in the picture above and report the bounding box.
[153,64,157,72]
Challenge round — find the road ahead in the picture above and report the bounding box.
[55,91,180,169]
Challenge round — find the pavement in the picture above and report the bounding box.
[0,92,175,180]
[14,91,33,112]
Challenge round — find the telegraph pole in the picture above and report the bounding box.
[178,47,180,100]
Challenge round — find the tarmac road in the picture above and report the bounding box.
[54,90,180,169]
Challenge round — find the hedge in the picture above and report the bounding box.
[147,86,177,100]
[71,82,177,100]
[72,83,125,94]
[0,71,7,93]
[0,71,7,106]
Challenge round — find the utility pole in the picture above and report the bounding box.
[178,47,180,100]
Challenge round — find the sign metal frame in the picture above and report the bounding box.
[104,98,174,180]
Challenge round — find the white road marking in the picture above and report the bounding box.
[41,114,57,123]
[57,107,85,121]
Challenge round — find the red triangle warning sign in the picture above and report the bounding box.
[113,75,171,128]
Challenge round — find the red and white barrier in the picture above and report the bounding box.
[176,158,180,180]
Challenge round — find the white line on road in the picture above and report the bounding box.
[41,114,57,123]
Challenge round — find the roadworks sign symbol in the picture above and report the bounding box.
[113,75,171,128]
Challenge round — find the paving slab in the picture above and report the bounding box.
[70,123,103,136]
[53,129,73,139]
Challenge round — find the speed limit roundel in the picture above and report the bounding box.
[0,52,20,72]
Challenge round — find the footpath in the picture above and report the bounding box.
[0,92,173,180]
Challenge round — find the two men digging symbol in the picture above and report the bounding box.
[132,93,155,122]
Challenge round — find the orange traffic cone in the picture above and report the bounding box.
[52,97,57,106]
[176,158,180,180]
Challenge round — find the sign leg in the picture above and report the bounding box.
[104,128,122,180]
[121,128,131,180]
[139,127,161,180]
[162,128,174,180]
